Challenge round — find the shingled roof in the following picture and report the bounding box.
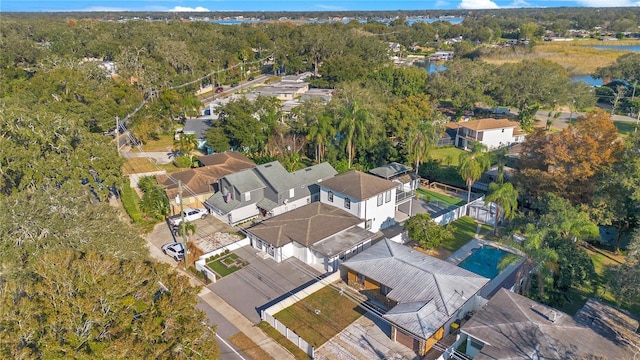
[461,288,634,359]
[320,170,397,201]
[246,202,365,248]
[198,151,256,168]
[456,118,520,131]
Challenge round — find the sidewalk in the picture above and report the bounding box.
[198,288,296,360]
[145,222,294,359]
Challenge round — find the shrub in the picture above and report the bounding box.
[173,155,193,168]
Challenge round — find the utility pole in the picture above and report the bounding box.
[178,180,188,268]
[115,116,119,154]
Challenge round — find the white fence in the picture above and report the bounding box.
[194,237,250,283]
[433,196,485,226]
[263,312,314,358]
[260,272,341,358]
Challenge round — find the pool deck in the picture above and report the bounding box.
[446,238,524,265]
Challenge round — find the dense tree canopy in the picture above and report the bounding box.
[515,109,624,205]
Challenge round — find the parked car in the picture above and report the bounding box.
[248,76,255,81]
[230,82,239,87]
[162,242,185,261]
[168,207,208,227]
[215,86,224,93]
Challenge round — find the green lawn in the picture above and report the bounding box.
[556,246,639,316]
[614,120,638,136]
[441,216,492,253]
[206,253,246,277]
[140,134,175,152]
[274,286,364,347]
[417,188,464,206]
[429,147,465,167]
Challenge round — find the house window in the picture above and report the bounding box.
[328,191,334,202]
[469,338,484,350]
[357,273,365,284]
[377,193,383,206]
[385,190,391,203]
[245,191,251,201]
[344,198,351,209]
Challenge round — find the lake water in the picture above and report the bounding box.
[425,62,447,74]
[592,45,640,52]
[209,17,464,25]
[571,75,603,87]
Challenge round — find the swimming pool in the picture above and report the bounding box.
[458,246,515,279]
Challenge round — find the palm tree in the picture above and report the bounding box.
[485,182,518,234]
[492,146,509,184]
[173,133,198,158]
[307,115,335,163]
[406,121,442,175]
[458,141,490,203]
[337,101,370,169]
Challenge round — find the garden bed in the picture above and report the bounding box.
[206,252,247,278]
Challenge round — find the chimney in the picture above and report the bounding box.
[548,310,557,323]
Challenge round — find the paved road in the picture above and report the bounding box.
[197,299,250,360]
[198,75,269,104]
[145,221,295,360]
[535,109,639,130]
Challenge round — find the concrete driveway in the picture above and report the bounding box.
[146,215,236,263]
[315,311,419,360]
[209,246,324,323]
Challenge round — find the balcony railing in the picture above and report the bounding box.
[396,189,416,203]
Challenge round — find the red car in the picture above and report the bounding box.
[215,87,224,93]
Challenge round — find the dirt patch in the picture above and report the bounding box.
[229,332,275,360]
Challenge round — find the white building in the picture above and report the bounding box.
[319,170,397,233]
[448,118,527,150]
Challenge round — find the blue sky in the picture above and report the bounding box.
[2,0,639,12]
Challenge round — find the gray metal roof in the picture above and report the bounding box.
[368,162,412,179]
[343,239,488,338]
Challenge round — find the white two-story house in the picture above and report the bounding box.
[319,170,397,233]
[449,118,526,150]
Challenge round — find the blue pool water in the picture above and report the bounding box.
[458,246,513,279]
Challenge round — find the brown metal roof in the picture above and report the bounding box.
[246,202,363,248]
[319,170,397,201]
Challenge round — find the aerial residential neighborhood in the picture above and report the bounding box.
[2,5,640,360]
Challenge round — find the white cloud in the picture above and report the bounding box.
[506,0,532,7]
[576,0,635,5]
[169,6,211,12]
[314,4,347,10]
[458,0,500,8]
